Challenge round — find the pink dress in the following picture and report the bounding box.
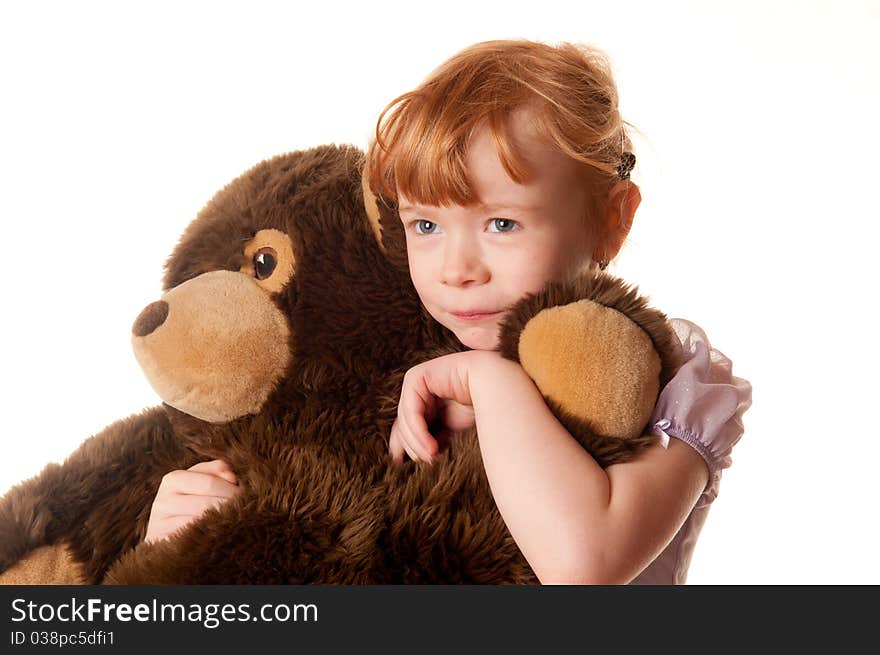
[629,318,753,585]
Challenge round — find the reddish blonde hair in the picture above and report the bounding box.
[366,39,634,224]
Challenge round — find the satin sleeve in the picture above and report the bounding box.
[648,318,753,507]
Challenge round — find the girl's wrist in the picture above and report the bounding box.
[468,350,528,407]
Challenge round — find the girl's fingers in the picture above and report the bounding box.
[390,440,404,464]
[146,461,240,546]
[145,514,202,545]
[161,469,240,498]
[389,415,427,464]
[399,410,436,463]
[214,470,237,485]
[187,459,238,484]
[440,399,476,432]
[399,388,438,461]
[397,408,425,462]
[389,422,405,463]
[158,493,232,519]
[390,421,420,464]
[399,438,419,464]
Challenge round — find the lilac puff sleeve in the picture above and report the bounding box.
[648,318,752,507]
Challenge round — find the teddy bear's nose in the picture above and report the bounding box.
[132,301,169,337]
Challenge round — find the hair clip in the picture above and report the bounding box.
[617,151,636,180]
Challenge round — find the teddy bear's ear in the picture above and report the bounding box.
[360,165,410,274]
[361,167,385,254]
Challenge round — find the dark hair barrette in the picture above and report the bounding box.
[617,151,636,180]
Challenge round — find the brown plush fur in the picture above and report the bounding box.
[0,407,196,583]
[0,144,677,584]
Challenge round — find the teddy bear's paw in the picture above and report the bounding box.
[0,544,87,585]
[517,298,661,442]
[497,274,679,455]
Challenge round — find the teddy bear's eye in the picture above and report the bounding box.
[253,247,278,280]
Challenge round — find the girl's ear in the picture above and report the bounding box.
[594,180,641,262]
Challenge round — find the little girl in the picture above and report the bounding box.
[146,39,752,584]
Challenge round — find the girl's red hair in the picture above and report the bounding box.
[366,39,634,216]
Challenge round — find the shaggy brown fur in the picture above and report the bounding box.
[0,144,678,585]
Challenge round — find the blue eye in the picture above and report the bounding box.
[489,218,518,233]
[414,220,440,235]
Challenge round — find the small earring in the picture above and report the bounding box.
[598,259,609,271]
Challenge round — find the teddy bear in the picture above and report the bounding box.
[0,143,679,584]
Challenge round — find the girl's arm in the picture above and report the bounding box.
[392,350,708,584]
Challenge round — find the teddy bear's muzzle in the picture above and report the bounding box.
[131,270,292,423]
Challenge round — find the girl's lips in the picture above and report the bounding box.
[450,311,501,321]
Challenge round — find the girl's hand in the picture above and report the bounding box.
[144,459,240,544]
[389,351,491,464]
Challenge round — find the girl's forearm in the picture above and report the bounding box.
[469,354,614,584]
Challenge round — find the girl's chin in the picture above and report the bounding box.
[454,329,500,351]
[430,311,500,350]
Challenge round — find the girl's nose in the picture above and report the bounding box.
[440,239,490,287]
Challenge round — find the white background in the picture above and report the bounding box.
[1,1,877,584]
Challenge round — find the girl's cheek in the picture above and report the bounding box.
[408,242,442,277]
[407,263,434,299]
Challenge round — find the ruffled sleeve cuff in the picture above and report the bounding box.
[648,318,752,506]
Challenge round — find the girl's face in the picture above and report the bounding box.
[398,110,596,351]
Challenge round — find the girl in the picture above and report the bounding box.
[146,40,752,584]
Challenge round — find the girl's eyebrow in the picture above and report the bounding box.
[397,201,441,213]
[478,201,536,213]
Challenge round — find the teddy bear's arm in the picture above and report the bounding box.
[497,273,679,468]
[0,406,194,584]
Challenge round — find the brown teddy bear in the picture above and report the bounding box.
[0,144,678,584]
